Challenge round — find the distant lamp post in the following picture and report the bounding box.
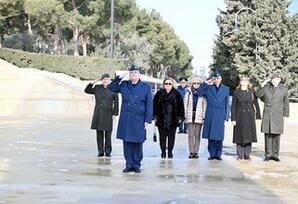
[110,0,115,58]
[233,7,256,33]
[233,7,260,63]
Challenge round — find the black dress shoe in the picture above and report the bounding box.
[215,157,222,161]
[161,152,166,158]
[272,157,281,162]
[263,157,270,161]
[189,153,194,159]
[122,168,132,173]
[208,157,215,160]
[134,168,141,173]
[193,153,199,159]
[97,153,104,157]
[168,152,173,159]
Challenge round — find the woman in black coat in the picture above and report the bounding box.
[231,75,261,161]
[153,77,185,159]
[85,73,119,157]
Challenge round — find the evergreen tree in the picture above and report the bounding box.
[0,0,193,78]
[286,13,298,98]
[24,0,66,54]
[212,0,296,97]
[134,9,193,78]
[0,0,27,45]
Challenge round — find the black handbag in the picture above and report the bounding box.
[153,126,157,142]
[152,121,157,142]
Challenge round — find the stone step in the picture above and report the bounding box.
[0,59,93,117]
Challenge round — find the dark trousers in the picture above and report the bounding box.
[208,139,223,158]
[179,122,187,133]
[158,126,177,153]
[236,143,252,159]
[123,141,143,169]
[264,133,280,158]
[96,130,112,154]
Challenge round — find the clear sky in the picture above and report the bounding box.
[135,0,298,69]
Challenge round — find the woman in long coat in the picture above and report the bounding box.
[184,76,206,159]
[153,77,185,159]
[85,73,119,157]
[231,75,261,161]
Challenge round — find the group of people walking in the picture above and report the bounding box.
[85,64,290,173]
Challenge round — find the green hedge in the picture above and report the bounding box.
[0,48,123,80]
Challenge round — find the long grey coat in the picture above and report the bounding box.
[85,83,119,131]
[257,82,289,134]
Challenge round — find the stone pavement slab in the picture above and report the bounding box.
[0,116,298,204]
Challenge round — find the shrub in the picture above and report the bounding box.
[0,48,124,80]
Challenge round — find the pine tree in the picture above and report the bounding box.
[0,0,194,78]
[24,0,66,54]
[213,0,257,88]
[286,13,298,98]
[212,0,296,96]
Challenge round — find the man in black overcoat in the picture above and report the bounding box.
[85,73,119,157]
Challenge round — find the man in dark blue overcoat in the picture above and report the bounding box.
[108,64,153,173]
[197,70,229,160]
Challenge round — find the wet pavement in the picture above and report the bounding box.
[1,60,298,203]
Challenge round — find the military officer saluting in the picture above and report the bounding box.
[197,69,230,160]
[258,71,289,162]
[108,64,153,173]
